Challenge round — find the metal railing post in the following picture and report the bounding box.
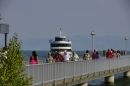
[94,60,96,73]
[109,59,110,72]
[73,62,75,81]
[54,63,56,86]
[42,64,44,86]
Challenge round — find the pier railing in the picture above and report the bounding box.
[25,56,130,86]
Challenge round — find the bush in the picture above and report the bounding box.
[0,33,32,86]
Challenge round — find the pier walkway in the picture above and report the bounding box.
[25,55,130,86]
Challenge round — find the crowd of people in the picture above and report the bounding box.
[29,49,121,64]
[46,50,80,63]
[106,49,121,59]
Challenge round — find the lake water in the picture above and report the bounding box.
[87,73,130,86]
[22,50,130,86]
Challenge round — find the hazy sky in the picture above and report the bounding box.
[0,0,130,50]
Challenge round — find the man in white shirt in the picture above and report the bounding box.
[63,51,70,62]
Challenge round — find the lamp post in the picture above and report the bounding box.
[124,37,128,55]
[0,14,3,20]
[0,14,9,49]
[90,31,95,51]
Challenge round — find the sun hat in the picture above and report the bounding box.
[48,52,51,54]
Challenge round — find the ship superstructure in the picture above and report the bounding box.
[49,29,72,56]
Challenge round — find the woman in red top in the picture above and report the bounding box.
[92,49,97,60]
[106,49,112,59]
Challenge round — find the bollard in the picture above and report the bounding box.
[121,50,123,55]
[120,50,122,55]
[103,50,106,57]
[124,50,126,55]
[122,50,124,55]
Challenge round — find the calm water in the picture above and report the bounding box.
[22,50,130,86]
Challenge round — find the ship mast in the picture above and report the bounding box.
[60,28,62,36]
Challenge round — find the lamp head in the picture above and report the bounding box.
[125,37,128,40]
[90,31,95,35]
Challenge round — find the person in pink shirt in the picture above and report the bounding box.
[30,51,38,64]
[111,50,117,58]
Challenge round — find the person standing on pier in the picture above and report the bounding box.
[83,50,91,60]
[111,49,114,53]
[72,52,79,61]
[63,51,70,62]
[46,52,54,63]
[30,51,38,64]
[92,49,97,60]
[117,50,121,58]
[53,50,64,62]
[95,51,100,59]
[111,50,117,58]
[106,49,112,59]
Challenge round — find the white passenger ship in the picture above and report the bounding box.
[49,29,72,57]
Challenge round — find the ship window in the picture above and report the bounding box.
[55,38,65,41]
[51,44,71,47]
[51,49,72,52]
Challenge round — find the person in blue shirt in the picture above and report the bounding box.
[96,51,100,59]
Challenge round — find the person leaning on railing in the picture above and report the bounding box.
[106,49,112,59]
[63,51,70,62]
[53,50,64,62]
[92,49,96,60]
[116,50,121,58]
[46,52,53,63]
[111,50,117,58]
[95,51,100,59]
[83,50,91,60]
[72,52,79,61]
[30,51,38,64]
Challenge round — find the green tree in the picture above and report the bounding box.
[0,33,32,86]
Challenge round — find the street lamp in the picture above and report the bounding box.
[124,37,128,55]
[0,14,9,49]
[90,31,95,51]
[0,14,3,20]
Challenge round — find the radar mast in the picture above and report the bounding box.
[60,28,62,36]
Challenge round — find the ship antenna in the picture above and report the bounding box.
[60,28,62,36]
[0,14,3,20]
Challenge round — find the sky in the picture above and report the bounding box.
[0,0,130,50]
